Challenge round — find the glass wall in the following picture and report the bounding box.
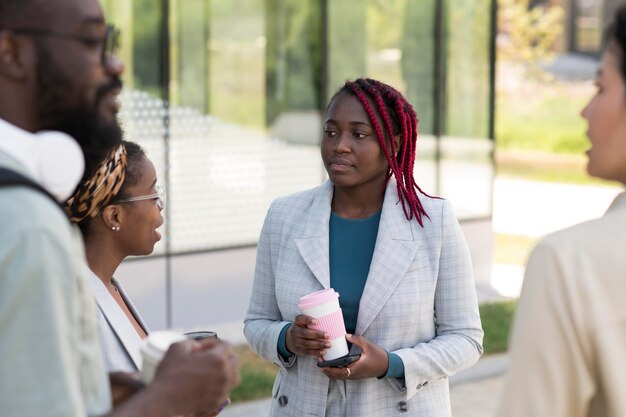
[440,0,494,219]
[102,0,494,252]
[327,0,439,195]
[101,0,494,329]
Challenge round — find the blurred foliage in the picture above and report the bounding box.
[230,345,278,403]
[496,91,589,154]
[480,300,517,354]
[498,0,564,65]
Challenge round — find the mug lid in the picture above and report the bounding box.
[298,288,339,310]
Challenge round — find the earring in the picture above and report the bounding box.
[111,225,120,231]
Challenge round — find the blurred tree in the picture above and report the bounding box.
[498,0,564,63]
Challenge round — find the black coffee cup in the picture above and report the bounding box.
[184,330,218,341]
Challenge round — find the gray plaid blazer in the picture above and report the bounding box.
[244,180,483,417]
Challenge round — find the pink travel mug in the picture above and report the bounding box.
[298,288,349,360]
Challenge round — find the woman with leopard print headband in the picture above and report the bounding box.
[67,141,164,373]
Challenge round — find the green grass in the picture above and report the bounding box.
[230,345,279,403]
[497,160,605,185]
[231,300,518,403]
[480,300,517,354]
[495,151,620,186]
[496,85,590,155]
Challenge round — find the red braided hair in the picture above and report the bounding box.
[334,78,433,226]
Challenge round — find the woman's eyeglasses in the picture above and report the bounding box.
[116,185,165,210]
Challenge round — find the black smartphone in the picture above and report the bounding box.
[317,353,361,368]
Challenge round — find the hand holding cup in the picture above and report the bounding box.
[286,314,331,357]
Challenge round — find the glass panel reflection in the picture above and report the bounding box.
[327,0,438,196]
[441,0,493,219]
[166,0,322,251]
[575,0,604,52]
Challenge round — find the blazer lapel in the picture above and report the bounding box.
[356,181,420,336]
[114,277,149,335]
[87,270,143,369]
[294,181,333,289]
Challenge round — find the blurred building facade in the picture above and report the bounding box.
[545,0,623,54]
[102,0,495,330]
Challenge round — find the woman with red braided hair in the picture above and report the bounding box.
[245,78,483,416]
[66,141,164,373]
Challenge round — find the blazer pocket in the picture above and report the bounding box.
[407,256,430,273]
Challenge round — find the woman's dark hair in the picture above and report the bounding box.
[330,78,431,226]
[605,5,626,81]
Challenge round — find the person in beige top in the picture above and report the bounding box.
[496,5,626,417]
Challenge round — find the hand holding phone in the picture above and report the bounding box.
[317,353,361,368]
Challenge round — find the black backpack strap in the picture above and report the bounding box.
[0,167,62,207]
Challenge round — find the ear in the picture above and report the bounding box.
[100,204,124,231]
[392,133,402,157]
[0,31,33,81]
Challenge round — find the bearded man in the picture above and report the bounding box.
[0,1,238,416]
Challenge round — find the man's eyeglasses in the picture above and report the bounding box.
[116,185,165,210]
[9,24,120,66]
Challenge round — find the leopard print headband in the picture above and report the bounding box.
[65,144,127,224]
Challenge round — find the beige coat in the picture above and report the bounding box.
[497,191,626,417]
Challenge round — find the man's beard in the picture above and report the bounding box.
[34,41,124,178]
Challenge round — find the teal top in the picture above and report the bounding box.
[329,210,381,334]
[278,209,404,379]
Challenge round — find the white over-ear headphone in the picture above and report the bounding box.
[0,119,84,201]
